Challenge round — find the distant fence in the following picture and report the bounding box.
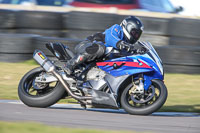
[0,9,200,74]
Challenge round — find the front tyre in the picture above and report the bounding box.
[18,67,66,108]
[120,79,168,115]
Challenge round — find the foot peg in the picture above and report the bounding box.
[63,64,73,75]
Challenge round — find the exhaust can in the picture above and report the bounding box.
[33,50,54,72]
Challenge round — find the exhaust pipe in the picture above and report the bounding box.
[33,50,92,101]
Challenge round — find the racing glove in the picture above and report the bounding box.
[116,41,135,53]
[136,46,147,54]
[116,41,147,54]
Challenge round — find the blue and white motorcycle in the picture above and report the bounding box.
[18,41,167,115]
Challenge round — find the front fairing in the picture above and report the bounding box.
[134,54,164,80]
[97,42,164,80]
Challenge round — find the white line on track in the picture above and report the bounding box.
[0,100,199,117]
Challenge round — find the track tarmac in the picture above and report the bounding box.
[0,100,199,133]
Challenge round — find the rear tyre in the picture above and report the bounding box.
[18,67,66,108]
[120,79,167,115]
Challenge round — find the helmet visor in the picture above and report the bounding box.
[130,29,141,41]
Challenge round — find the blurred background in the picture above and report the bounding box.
[0,0,200,74]
[0,0,200,128]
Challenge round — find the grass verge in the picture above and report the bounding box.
[0,60,200,112]
[160,73,200,112]
[0,60,38,99]
[0,121,136,133]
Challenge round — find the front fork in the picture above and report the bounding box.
[129,74,152,94]
[129,74,155,104]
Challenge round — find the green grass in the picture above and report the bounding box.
[0,121,137,133]
[0,60,200,112]
[0,60,38,99]
[160,73,200,112]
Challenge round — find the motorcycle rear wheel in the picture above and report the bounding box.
[18,67,66,108]
[120,79,168,115]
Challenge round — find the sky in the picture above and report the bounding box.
[170,0,200,16]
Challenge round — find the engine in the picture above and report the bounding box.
[86,67,106,81]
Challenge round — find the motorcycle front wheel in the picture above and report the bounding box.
[120,79,168,115]
[18,67,66,108]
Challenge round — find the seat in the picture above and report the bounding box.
[46,42,75,61]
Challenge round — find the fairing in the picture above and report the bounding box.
[97,56,153,77]
[96,42,164,92]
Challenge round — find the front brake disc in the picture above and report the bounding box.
[130,85,155,104]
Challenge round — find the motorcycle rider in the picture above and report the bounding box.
[64,16,146,75]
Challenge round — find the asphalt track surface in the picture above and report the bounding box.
[0,100,200,133]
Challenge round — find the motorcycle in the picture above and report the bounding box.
[18,41,167,115]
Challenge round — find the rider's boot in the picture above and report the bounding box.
[64,54,86,75]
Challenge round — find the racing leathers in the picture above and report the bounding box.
[64,24,146,75]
